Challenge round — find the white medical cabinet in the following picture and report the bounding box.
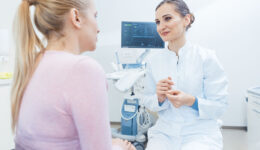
[247,86,260,150]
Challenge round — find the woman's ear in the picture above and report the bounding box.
[70,8,81,29]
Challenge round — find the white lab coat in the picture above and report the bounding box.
[143,42,228,150]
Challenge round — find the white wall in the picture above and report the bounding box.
[0,0,19,149]
[0,84,13,149]
[0,0,19,29]
[0,0,19,72]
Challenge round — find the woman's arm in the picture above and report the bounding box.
[197,50,228,119]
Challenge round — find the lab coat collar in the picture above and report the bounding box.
[165,41,192,57]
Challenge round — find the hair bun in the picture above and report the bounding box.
[190,13,195,25]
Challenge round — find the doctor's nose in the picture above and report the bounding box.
[157,23,166,33]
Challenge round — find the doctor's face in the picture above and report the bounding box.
[155,3,187,42]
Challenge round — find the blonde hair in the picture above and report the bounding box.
[11,0,88,132]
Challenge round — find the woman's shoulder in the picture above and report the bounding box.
[189,43,223,71]
[189,43,217,61]
[71,55,105,75]
[44,51,105,75]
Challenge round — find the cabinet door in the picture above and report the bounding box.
[0,85,14,149]
[247,95,260,150]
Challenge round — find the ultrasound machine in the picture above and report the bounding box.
[106,21,164,150]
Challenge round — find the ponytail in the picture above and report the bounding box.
[11,0,43,132]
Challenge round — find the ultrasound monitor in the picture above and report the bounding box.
[121,21,165,48]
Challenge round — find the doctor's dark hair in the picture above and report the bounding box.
[156,0,195,30]
[11,0,89,133]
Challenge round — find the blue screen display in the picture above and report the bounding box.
[121,21,165,48]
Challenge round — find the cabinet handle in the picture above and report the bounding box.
[253,109,260,114]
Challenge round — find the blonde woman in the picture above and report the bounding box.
[11,0,135,150]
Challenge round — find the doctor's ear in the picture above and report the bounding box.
[183,14,191,28]
[70,8,82,29]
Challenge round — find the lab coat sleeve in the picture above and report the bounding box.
[197,50,228,119]
[64,58,113,150]
[142,61,170,112]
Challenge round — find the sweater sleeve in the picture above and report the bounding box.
[63,57,113,150]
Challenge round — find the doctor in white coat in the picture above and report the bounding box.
[144,0,228,150]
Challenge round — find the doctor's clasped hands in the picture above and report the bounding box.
[157,77,196,108]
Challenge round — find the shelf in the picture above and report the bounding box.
[0,79,11,86]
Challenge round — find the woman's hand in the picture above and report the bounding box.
[166,90,195,108]
[112,138,136,150]
[156,77,174,103]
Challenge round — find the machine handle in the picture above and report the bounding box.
[252,109,260,115]
[253,101,260,106]
[121,111,138,121]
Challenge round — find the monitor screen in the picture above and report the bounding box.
[121,21,165,48]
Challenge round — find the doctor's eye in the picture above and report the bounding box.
[155,20,160,25]
[165,16,172,21]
